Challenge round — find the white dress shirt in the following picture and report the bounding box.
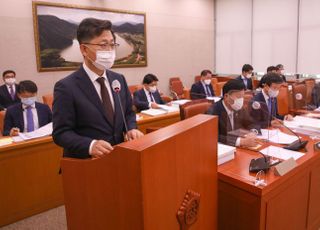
[22,103,39,132]
[143,87,155,108]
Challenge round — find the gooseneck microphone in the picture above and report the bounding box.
[111,80,129,134]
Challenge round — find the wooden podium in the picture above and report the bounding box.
[61,114,218,230]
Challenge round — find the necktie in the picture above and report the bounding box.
[96,77,114,124]
[268,98,272,115]
[9,86,15,100]
[149,92,154,102]
[206,85,212,97]
[26,106,34,132]
[244,79,248,89]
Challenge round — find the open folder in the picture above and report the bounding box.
[12,122,53,142]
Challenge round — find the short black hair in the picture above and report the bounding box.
[223,79,245,96]
[77,18,115,44]
[242,64,253,73]
[267,66,279,73]
[276,64,284,69]
[2,70,16,78]
[262,73,283,87]
[143,74,159,84]
[201,70,212,77]
[17,80,38,94]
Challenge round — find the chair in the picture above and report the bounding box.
[160,95,173,103]
[42,94,53,110]
[252,79,260,90]
[179,99,212,120]
[0,110,5,136]
[128,85,143,97]
[277,85,289,115]
[243,92,253,110]
[170,80,185,99]
[215,82,226,97]
[211,78,218,94]
[304,79,316,104]
[194,75,201,82]
[169,77,182,85]
[292,83,307,110]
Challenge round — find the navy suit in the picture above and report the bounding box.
[250,92,284,129]
[3,102,52,136]
[207,100,257,146]
[0,84,20,109]
[133,88,164,111]
[52,66,137,159]
[236,75,253,90]
[190,81,215,99]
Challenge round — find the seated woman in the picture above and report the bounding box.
[3,80,52,136]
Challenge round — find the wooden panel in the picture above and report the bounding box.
[0,137,64,227]
[266,171,309,230]
[137,111,180,134]
[277,85,289,115]
[307,161,320,230]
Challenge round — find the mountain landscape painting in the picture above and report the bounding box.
[32,2,147,72]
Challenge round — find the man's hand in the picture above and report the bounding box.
[150,102,160,109]
[10,127,20,136]
[126,129,144,141]
[240,135,260,148]
[284,114,293,121]
[91,140,114,158]
[271,119,283,128]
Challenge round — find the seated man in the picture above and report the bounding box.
[276,64,286,82]
[0,70,21,109]
[207,79,259,147]
[4,80,52,136]
[250,73,293,129]
[190,70,215,99]
[133,74,165,111]
[236,64,253,90]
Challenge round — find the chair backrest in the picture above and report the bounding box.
[292,83,307,110]
[42,94,53,110]
[243,92,253,110]
[304,79,316,104]
[252,79,260,90]
[0,110,5,136]
[170,80,185,99]
[179,99,212,120]
[211,78,218,93]
[194,75,201,83]
[169,77,181,85]
[277,85,289,115]
[215,82,226,97]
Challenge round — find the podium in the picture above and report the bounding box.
[61,114,218,230]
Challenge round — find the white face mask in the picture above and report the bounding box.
[230,97,244,111]
[86,45,116,70]
[204,79,211,85]
[5,78,16,85]
[21,96,37,106]
[246,73,252,79]
[149,86,157,93]
[280,70,285,75]
[268,88,279,98]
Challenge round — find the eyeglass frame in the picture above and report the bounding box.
[82,42,120,50]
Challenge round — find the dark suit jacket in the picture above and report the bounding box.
[133,88,164,111]
[250,92,284,129]
[52,66,137,159]
[3,102,52,136]
[190,81,215,99]
[236,75,253,90]
[207,100,257,146]
[0,84,20,109]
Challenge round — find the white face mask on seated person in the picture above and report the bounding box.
[5,78,16,85]
[149,86,157,93]
[268,88,279,98]
[21,97,37,106]
[204,79,211,85]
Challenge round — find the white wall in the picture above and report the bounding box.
[0,0,214,98]
[215,0,320,75]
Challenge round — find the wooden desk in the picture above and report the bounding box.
[0,136,64,227]
[137,111,180,133]
[218,137,320,230]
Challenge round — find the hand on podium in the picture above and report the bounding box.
[91,140,114,158]
[125,129,144,141]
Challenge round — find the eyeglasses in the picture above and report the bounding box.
[83,42,120,50]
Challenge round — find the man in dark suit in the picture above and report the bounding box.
[190,70,215,99]
[4,80,52,136]
[236,64,253,90]
[0,70,20,109]
[207,79,259,147]
[276,64,286,82]
[133,74,165,111]
[250,73,292,129]
[52,18,143,159]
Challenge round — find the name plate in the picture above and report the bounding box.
[274,157,297,176]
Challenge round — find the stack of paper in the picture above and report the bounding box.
[12,122,53,142]
[260,145,304,160]
[206,96,222,102]
[140,109,167,116]
[284,116,320,135]
[218,143,235,165]
[171,99,191,106]
[157,104,179,113]
[257,129,299,144]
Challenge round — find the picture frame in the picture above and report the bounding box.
[32,1,147,72]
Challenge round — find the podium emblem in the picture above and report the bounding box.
[176,189,200,230]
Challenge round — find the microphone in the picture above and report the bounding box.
[252,101,308,151]
[111,80,128,134]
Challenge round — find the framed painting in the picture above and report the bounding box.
[32,2,147,72]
